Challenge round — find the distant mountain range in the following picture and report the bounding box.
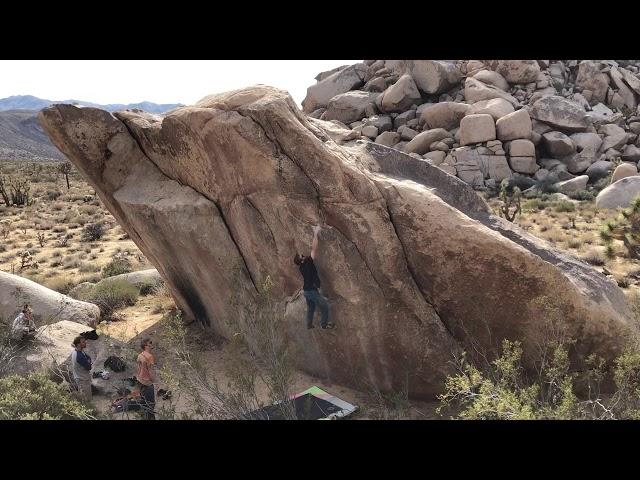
[0,95,184,161]
[0,95,183,114]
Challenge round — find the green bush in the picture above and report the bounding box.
[522,198,548,211]
[554,200,576,212]
[81,223,104,242]
[102,256,132,278]
[438,337,640,420]
[0,372,95,420]
[568,190,595,201]
[81,279,139,316]
[45,275,77,295]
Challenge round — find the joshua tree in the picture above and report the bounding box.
[58,161,73,190]
[498,181,521,223]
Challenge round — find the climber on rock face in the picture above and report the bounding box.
[294,225,334,330]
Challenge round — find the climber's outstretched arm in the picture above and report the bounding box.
[310,225,321,260]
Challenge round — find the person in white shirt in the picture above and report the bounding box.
[11,304,36,342]
[70,336,93,401]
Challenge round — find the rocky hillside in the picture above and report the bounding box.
[0,95,182,114]
[0,97,183,161]
[0,110,65,161]
[303,60,640,194]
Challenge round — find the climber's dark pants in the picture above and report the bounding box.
[303,289,329,328]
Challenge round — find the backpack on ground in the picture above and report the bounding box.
[104,355,126,372]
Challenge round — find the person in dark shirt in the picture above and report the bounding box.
[293,225,334,330]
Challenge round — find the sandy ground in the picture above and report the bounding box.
[90,295,442,420]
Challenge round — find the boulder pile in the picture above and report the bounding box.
[304,60,640,192]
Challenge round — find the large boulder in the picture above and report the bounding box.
[622,145,640,162]
[611,163,638,183]
[496,109,532,141]
[459,114,496,146]
[98,268,163,290]
[471,70,509,91]
[450,146,512,185]
[554,175,589,194]
[421,102,470,130]
[571,132,603,156]
[39,85,637,398]
[542,131,576,158]
[610,67,638,111]
[403,128,450,155]
[596,176,640,209]
[585,160,615,182]
[575,61,610,105]
[530,96,592,132]
[323,91,378,124]
[621,68,640,96]
[379,74,421,113]
[466,98,514,120]
[409,60,463,95]
[484,60,541,84]
[6,320,129,391]
[464,77,519,107]
[302,64,366,113]
[0,271,101,326]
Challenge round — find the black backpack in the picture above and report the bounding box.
[80,330,99,341]
[104,355,126,372]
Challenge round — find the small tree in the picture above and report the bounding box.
[0,171,10,206]
[58,161,73,190]
[0,221,11,240]
[600,196,640,259]
[36,232,46,247]
[8,177,31,206]
[498,181,521,223]
[18,250,33,271]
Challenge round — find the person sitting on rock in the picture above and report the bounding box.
[71,335,93,401]
[11,304,36,342]
[293,225,334,330]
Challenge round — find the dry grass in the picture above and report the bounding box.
[0,160,152,281]
[490,194,640,300]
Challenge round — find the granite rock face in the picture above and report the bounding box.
[39,86,637,398]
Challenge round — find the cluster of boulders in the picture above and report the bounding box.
[303,60,640,196]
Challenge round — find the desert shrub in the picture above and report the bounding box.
[568,190,595,201]
[62,255,82,270]
[438,337,640,420]
[0,372,95,420]
[45,189,62,201]
[81,223,104,242]
[45,275,77,295]
[52,226,67,233]
[567,238,582,249]
[582,249,606,266]
[79,262,100,273]
[617,277,631,288]
[554,200,576,213]
[81,280,139,316]
[139,279,163,295]
[78,205,98,216]
[593,176,612,192]
[102,256,132,278]
[600,196,640,259]
[522,198,548,211]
